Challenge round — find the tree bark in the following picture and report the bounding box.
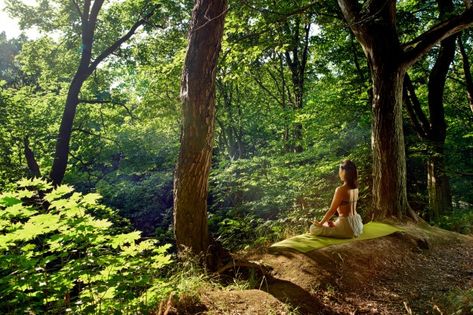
[50,71,87,186]
[370,59,412,219]
[173,0,227,255]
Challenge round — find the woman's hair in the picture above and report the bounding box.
[340,160,358,189]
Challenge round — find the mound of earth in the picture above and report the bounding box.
[200,290,290,314]
[171,222,473,314]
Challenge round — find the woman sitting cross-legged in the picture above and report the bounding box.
[309,160,363,238]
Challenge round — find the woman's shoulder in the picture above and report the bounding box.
[335,186,347,196]
[336,185,349,192]
[336,185,358,197]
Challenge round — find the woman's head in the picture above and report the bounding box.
[339,160,358,189]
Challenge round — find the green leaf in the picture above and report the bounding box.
[44,185,75,202]
[111,231,141,249]
[81,193,102,206]
[0,195,22,207]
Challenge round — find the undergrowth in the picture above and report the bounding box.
[441,287,473,315]
[432,208,473,235]
[0,178,173,314]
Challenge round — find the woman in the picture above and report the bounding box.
[309,160,363,238]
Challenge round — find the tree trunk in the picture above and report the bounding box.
[427,142,452,219]
[173,0,227,255]
[458,35,473,113]
[371,66,412,219]
[23,136,41,178]
[351,1,415,219]
[283,16,311,153]
[425,10,456,217]
[50,76,85,186]
[49,1,98,186]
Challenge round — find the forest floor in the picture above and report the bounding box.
[188,221,473,314]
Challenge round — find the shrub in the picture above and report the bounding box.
[432,208,473,235]
[443,288,473,315]
[0,178,173,314]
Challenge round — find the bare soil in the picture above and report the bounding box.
[185,222,473,314]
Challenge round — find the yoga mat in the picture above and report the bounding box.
[269,221,403,253]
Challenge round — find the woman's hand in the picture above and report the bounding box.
[313,220,323,227]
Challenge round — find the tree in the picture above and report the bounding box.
[403,0,456,219]
[337,0,473,219]
[0,32,28,88]
[280,13,313,153]
[173,0,228,255]
[6,0,160,185]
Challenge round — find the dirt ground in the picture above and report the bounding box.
[175,222,473,314]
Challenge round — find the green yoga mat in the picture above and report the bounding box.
[269,221,403,253]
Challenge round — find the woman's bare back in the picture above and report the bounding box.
[337,186,358,217]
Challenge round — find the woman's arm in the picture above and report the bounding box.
[314,187,342,226]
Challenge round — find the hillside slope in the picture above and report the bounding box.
[198,222,473,314]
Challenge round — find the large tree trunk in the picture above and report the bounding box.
[371,66,412,218]
[173,0,227,255]
[368,36,413,218]
[349,1,414,219]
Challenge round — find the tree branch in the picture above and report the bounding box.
[89,0,105,24]
[403,73,431,138]
[266,63,285,104]
[87,9,156,75]
[336,0,361,25]
[83,0,91,22]
[250,71,283,106]
[70,0,83,20]
[71,127,118,144]
[240,0,321,18]
[401,8,473,67]
[78,99,125,105]
[78,99,136,118]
